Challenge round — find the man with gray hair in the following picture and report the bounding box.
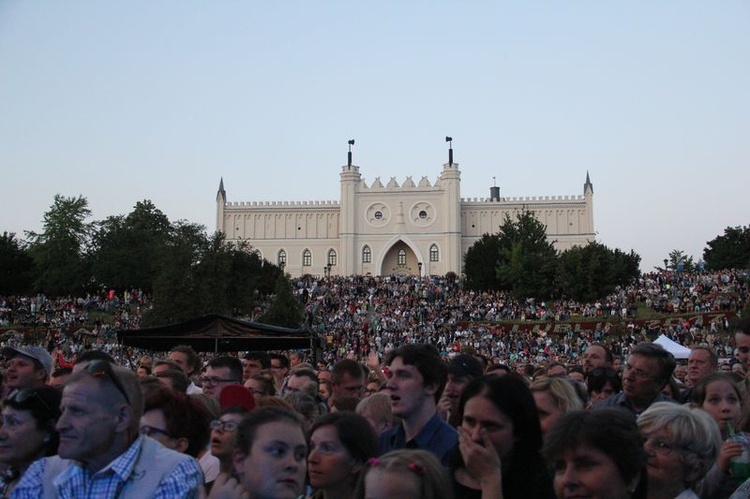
[11,360,202,498]
[593,342,677,418]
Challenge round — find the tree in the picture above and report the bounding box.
[666,249,695,273]
[0,232,34,294]
[557,242,641,302]
[90,200,171,291]
[259,275,305,328]
[463,233,503,290]
[703,226,750,270]
[495,210,558,300]
[26,195,93,295]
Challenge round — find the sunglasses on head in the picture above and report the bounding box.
[85,359,131,405]
[7,388,55,415]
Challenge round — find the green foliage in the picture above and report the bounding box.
[26,195,93,295]
[703,226,750,270]
[90,200,171,292]
[666,249,695,272]
[557,242,641,302]
[259,275,305,328]
[495,210,558,299]
[0,232,34,294]
[463,233,503,290]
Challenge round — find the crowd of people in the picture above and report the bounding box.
[1,268,750,497]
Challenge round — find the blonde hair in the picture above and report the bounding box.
[356,392,393,428]
[529,376,584,413]
[356,449,453,499]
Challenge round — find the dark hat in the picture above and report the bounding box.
[219,385,256,412]
[447,354,483,379]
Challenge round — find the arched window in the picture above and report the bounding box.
[430,244,439,262]
[362,245,372,263]
[277,249,287,267]
[302,249,312,267]
[397,249,406,265]
[327,249,337,266]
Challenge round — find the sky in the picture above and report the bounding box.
[1,1,748,273]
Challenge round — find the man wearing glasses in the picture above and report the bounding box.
[11,360,202,498]
[200,356,243,403]
[592,342,677,418]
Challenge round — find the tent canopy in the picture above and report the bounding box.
[653,334,691,359]
[117,314,319,353]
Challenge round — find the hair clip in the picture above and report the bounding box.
[367,457,380,467]
[408,463,425,475]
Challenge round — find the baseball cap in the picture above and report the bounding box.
[2,345,53,374]
[219,385,256,412]
[447,354,483,379]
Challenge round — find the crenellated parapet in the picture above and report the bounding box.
[225,200,340,207]
[461,194,585,203]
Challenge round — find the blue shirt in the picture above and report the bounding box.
[11,436,202,499]
[592,391,676,418]
[380,411,458,466]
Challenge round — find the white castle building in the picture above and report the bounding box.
[216,145,595,278]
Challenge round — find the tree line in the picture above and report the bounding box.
[1,196,748,326]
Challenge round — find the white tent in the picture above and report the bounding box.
[653,334,691,359]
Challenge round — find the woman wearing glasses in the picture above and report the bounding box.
[637,402,721,499]
[0,386,61,497]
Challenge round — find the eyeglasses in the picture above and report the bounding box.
[210,420,240,432]
[199,376,238,387]
[85,359,131,405]
[623,364,653,380]
[644,436,678,455]
[140,425,173,439]
[7,388,55,415]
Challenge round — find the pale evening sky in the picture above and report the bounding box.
[1,1,748,273]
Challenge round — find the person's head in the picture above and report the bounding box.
[686,346,717,385]
[71,349,116,372]
[289,351,305,367]
[49,367,73,389]
[319,379,332,399]
[244,372,277,397]
[56,360,143,473]
[529,376,584,437]
[269,353,290,384]
[242,351,271,381]
[282,391,321,432]
[567,366,585,383]
[384,344,447,419]
[151,358,182,376]
[357,449,452,499]
[0,387,62,471]
[622,343,676,404]
[154,368,188,393]
[444,354,484,415]
[547,363,567,378]
[356,392,394,436]
[210,406,248,466]
[233,407,307,499]
[168,345,200,377]
[284,368,319,397]
[1,345,52,391]
[638,402,721,491]
[586,368,622,406]
[734,314,750,370]
[690,372,744,439]
[138,355,153,370]
[140,386,211,458]
[331,359,366,401]
[364,380,382,396]
[201,356,242,402]
[317,369,332,384]
[459,374,545,486]
[308,412,378,494]
[582,344,612,375]
[543,409,647,499]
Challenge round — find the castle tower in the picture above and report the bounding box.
[583,171,595,242]
[216,177,226,234]
[440,138,462,274]
[340,142,361,275]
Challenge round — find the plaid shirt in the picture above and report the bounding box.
[11,436,202,499]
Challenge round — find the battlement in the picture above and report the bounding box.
[225,200,340,207]
[461,194,585,203]
[358,175,439,190]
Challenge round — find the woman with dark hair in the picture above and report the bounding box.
[585,368,622,408]
[307,412,379,499]
[543,409,647,499]
[450,374,553,499]
[0,387,61,496]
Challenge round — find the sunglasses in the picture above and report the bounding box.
[589,368,619,379]
[85,359,131,405]
[7,388,55,415]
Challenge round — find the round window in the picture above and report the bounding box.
[419,210,427,219]
[374,211,383,220]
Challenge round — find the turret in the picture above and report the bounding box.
[216,177,226,234]
[584,171,594,195]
